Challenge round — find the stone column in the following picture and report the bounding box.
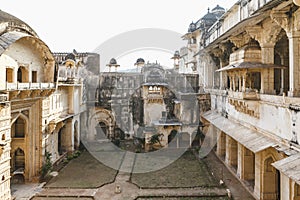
[219,56,229,90]
[68,87,74,114]
[232,75,236,91]
[280,68,284,95]
[260,44,276,94]
[238,73,242,92]
[216,130,226,158]
[242,72,247,92]
[271,9,300,96]
[246,23,281,95]
[225,135,237,168]
[288,35,300,96]
[237,143,243,178]
[254,152,262,199]
[228,73,233,91]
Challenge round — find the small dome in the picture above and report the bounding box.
[136,58,145,64]
[199,8,219,29]
[109,58,117,65]
[188,22,196,32]
[202,11,217,21]
[65,53,76,61]
[212,5,225,12]
[211,5,225,17]
[174,50,180,57]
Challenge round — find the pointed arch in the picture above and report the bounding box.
[11,114,28,138]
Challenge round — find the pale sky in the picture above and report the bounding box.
[1,0,237,69]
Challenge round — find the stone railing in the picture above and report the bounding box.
[228,90,260,100]
[205,0,272,46]
[6,82,55,91]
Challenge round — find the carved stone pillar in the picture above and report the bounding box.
[212,46,230,90]
[242,71,247,92]
[230,76,233,91]
[219,60,228,90]
[271,9,300,96]
[232,74,236,91]
[288,35,300,96]
[246,23,281,94]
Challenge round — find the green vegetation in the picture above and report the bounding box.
[46,150,118,188]
[131,150,218,188]
[41,151,53,178]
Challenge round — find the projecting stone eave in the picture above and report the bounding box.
[182,29,201,40]
[204,12,270,52]
[0,10,38,37]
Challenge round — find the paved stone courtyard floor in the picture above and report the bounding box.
[12,143,255,200]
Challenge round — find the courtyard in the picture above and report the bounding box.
[26,142,254,200]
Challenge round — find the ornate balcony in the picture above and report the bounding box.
[6,82,55,91]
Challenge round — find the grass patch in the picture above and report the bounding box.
[32,198,93,200]
[45,150,118,188]
[136,197,229,200]
[131,150,218,188]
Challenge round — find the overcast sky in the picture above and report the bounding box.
[1,0,237,68]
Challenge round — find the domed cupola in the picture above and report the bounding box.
[188,22,196,32]
[211,5,225,17]
[200,8,218,28]
[0,9,37,36]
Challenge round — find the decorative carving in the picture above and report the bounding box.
[9,91,20,100]
[19,90,31,99]
[21,110,29,117]
[271,10,290,33]
[48,121,65,134]
[229,98,260,118]
[295,9,300,31]
[41,89,55,97]
[230,34,251,49]
[31,90,42,98]
[246,23,282,47]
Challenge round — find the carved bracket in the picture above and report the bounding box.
[246,22,282,47]
[271,10,290,34]
[230,34,251,49]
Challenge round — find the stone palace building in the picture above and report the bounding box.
[0,10,99,199]
[180,0,300,199]
[1,0,300,199]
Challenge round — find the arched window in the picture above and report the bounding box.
[17,67,29,83]
[17,68,22,82]
[14,118,25,138]
[6,68,13,83]
[14,148,25,169]
[264,157,274,172]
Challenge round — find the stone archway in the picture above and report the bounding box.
[17,66,29,83]
[13,117,26,138]
[262,156,280,199]
[95,122,108,140]
[88,108,116,140]
[11,148,25,184]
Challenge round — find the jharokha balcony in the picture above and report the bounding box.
[4,82,55,101]
[6,82,55,91]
